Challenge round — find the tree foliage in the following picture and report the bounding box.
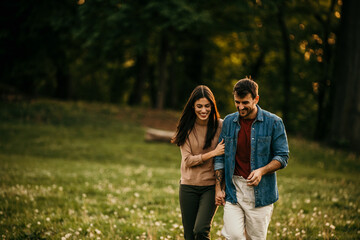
[1,0,351,146]
[329,0,360,151]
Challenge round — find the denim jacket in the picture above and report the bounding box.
[214,105,289,207]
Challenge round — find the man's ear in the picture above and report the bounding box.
[254,95,260,104]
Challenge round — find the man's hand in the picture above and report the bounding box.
[215,189,225,206]
[247,168,263,186]
[247,160,282,186]
[215,169,225,205]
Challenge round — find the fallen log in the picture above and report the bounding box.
[145,128,175,143]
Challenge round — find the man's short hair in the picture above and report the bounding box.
[233,77,258,99]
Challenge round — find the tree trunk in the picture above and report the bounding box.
[156,34,169,110]
[277,4,292,131]
[183,35,204,86]
[148,65,157,108]
[314,0,336,140]
[168,47,178,108]
[250,49,266,80]
[329,0,360,151]
[53,51,70,100]
[145,128,174,143]
[128,49,148,105]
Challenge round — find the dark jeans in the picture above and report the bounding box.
[179,184,218,240]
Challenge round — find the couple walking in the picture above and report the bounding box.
[172,77,290,240]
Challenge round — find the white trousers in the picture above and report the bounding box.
[221,175,273,240]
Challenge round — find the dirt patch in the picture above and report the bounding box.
[117,107,180,132]
[140,109,180,132]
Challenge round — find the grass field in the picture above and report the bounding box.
[0,100,359,239]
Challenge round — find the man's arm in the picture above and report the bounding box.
[247,118,289,186]
[271,119,290,168]
[247,160,281,186]
[215,169,225,205]
[214,118,227,205]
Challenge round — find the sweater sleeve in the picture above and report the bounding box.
[180,138,203,168]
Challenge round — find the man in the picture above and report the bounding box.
[214,77,289,239]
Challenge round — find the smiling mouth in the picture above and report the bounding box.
[199,113,209,117]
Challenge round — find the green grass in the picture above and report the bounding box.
[0,100,359,239]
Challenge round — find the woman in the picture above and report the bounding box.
[172,85,225,240]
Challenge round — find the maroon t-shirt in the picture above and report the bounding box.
[234,118,255,179]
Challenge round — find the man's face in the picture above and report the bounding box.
[234,93,259,119]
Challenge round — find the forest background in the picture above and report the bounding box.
[1,0,360,239]
[0,0,359,150]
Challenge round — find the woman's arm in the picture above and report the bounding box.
[180,139,225,168]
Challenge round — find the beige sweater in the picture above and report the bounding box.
[180,119,223,186]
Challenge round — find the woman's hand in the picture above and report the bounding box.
[199,139,225,163]
[213,139,225,157]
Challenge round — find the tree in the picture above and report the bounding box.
[329,0,360,151]
[277,1,292,130]
[313,0,337,140]
[0,0,78,99]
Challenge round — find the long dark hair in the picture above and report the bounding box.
[172,85,220,149]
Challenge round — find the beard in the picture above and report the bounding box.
[238,106,255,119]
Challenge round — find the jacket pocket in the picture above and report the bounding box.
[257,136,271,156]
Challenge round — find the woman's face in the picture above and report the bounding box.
[194,97,211,123]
